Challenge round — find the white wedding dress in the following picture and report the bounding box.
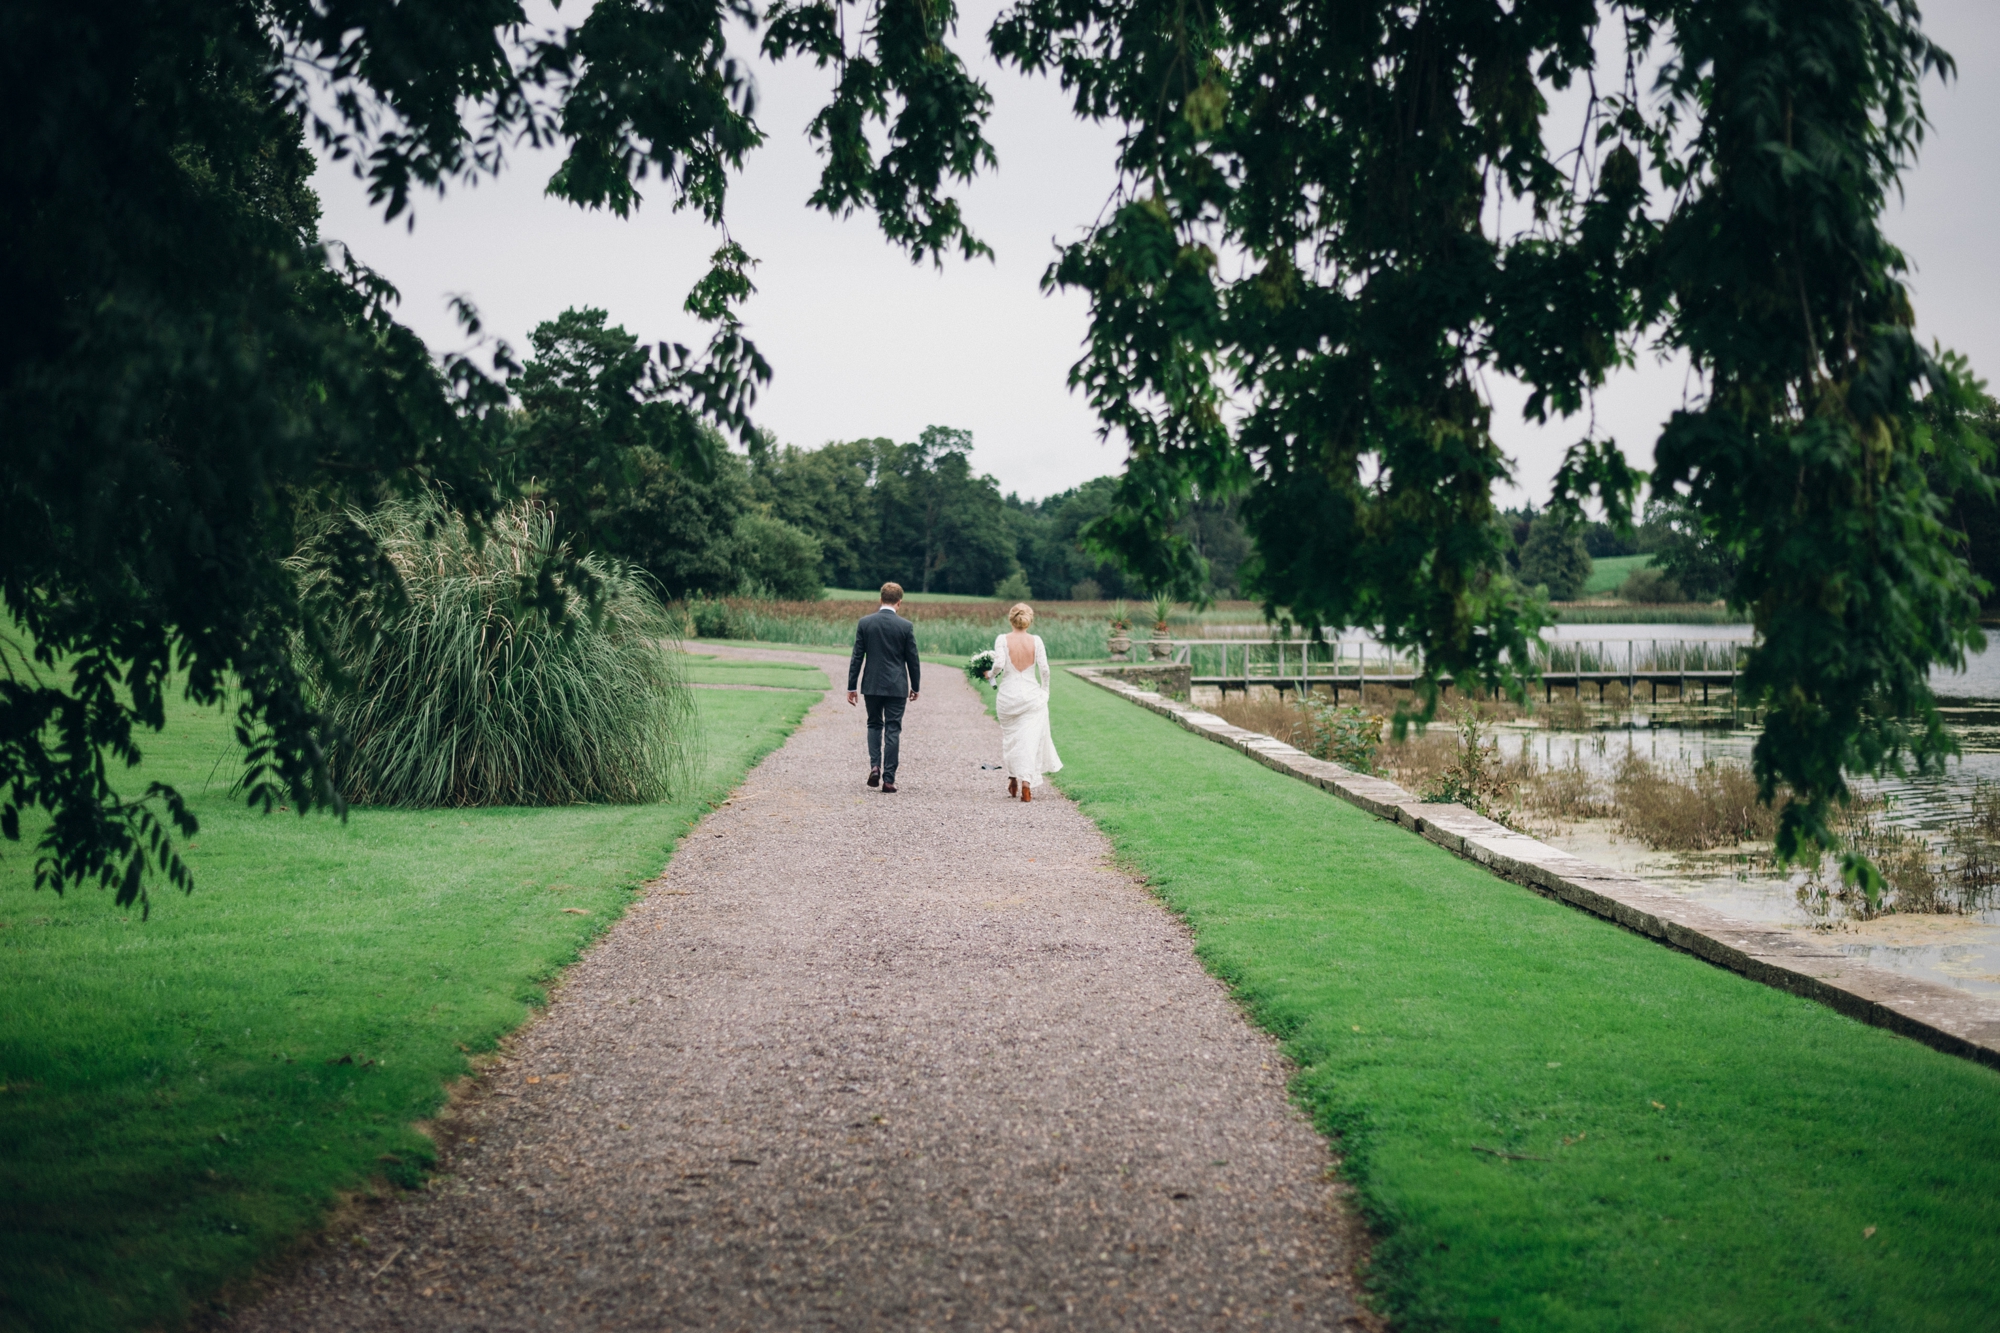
[992,632,1062,788]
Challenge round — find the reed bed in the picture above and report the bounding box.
[1532,638,1746,675]
[1548,602,1744,624]
[1205,692,1999,917]
[1612,757,1776,850]
[296,497,692,807]
[1797,784,2000,919]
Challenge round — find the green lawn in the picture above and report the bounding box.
[0,683,819,1333]
[682,655,831,690]
[1049,671,2000,1331]
[1583,552,1654,596]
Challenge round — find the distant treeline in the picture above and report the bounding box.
[514,308,1999,610]
[595,426,1251,603]
[511,307,1249,603]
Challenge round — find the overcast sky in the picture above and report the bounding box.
[312,0,2000,505]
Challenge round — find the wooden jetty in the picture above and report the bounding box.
[1131,636,1753,704]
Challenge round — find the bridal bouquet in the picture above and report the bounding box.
[964,649,996,684]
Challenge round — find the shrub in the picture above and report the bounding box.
[1301,700,1381,773]
[688,597,739,639]
[1618,566,1687,603]
[1641,494,1738,600]
[994,569,1033,599]
[1070,578,1103,602]
[1518,513,1592,600]
[295,496,692,807]
[1417,708,1519,823]
[732,512,824,600]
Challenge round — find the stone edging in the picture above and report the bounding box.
[1071,665,2000,1071]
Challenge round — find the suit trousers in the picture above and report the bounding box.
[863,693,907,779]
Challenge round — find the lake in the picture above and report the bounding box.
[1498,625,1999,998]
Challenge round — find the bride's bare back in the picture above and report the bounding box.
[1006,629,1035,672]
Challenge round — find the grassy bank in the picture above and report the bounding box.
[0,680,821,1332]
[1582,554,1652,595]
[1048,671,2000,1330]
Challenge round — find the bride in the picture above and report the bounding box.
[987,603,1061,802]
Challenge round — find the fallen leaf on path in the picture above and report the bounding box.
[1863,1226,1877,1239]
[562,908,589,915]
[1651,1101,1665,1110]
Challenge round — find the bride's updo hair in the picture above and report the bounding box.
[1007,602,1035,630]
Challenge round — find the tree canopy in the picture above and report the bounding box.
[990,0,1993,875]
[6,0,1994,905]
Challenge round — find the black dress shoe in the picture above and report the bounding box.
[867,768,881,787]
[880,781,898,793]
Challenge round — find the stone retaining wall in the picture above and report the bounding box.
[1092,662,1191,700]
[1073,665,2000,1071]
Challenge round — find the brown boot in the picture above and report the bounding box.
[1007,776,1018,798]
[1021,783,1032,803]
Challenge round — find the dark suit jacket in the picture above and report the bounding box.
[848,607,921,695]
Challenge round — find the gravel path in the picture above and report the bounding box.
[235,647,1373,1331]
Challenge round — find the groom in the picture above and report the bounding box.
[847,582,921,793]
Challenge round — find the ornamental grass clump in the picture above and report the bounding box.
[297,497,691,807]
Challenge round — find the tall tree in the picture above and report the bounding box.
[1517,514,1593,602]
[751,429,1016,594]
[513,307,727,554]
[751,438,892,588]
[881,427,1016,594]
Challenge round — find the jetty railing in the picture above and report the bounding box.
[1131,635,1755,706]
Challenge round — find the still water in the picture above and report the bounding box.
[1500,625,2000,997]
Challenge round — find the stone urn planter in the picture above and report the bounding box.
[1149,629,1173,661]
[1108,633,1131,661]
